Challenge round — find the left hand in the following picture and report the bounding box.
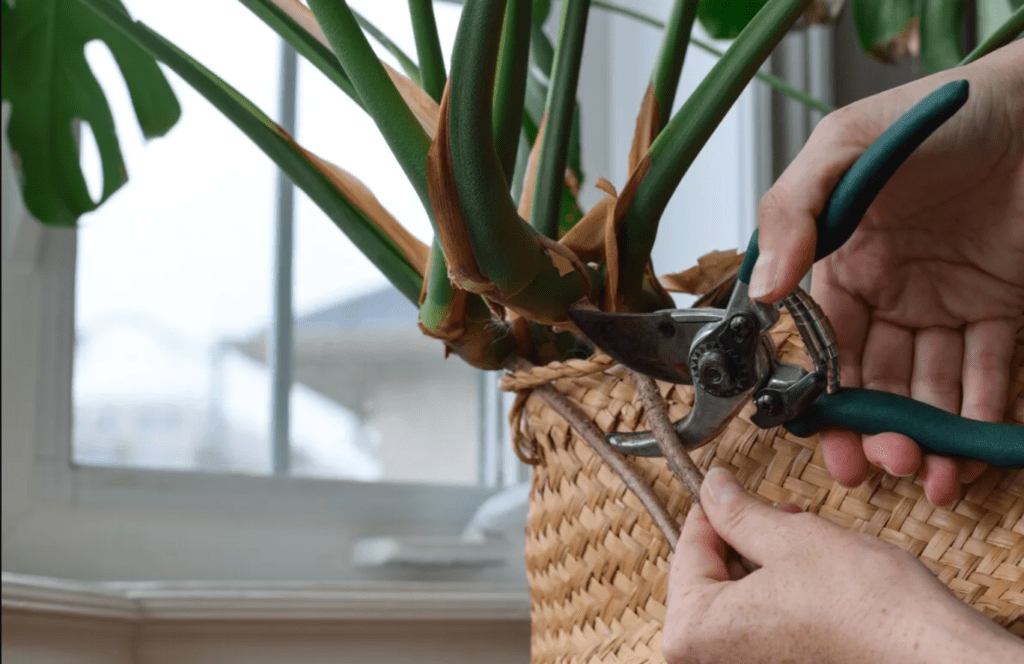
[661,467,1024,664]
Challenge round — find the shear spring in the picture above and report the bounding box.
[780,288,840,394]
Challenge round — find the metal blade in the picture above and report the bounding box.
[568,308,724,384]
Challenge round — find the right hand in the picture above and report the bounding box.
[750,42,1024,506]
[662,467,1023,664]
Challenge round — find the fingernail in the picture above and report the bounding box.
[881,464,915,478]
[705,467,741,504]
[748,251,777,300]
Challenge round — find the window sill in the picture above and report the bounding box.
[1,572,530,622]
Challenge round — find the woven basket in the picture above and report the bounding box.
[506,313,1024,664]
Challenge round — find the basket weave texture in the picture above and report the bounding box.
[508,313,1024,664]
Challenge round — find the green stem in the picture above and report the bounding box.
[240,0,363,109]
[351,8,421,84]
[593,0,834,115]
[650,0,700,130]
[690,36,833,115]
[618,0,810,307]
[492,0,532,183]
[447,0,588,321]
[530,0,590,238]
[960,4,1024,66]
[408,0,447,101]
[308,0,432,209]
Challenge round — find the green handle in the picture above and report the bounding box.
[784,388,1024,468]
[738,79,971,284]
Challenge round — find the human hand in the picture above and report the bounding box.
[752,42,1024,506]
[662,467,1023,664]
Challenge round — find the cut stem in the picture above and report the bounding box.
[629,369,758,572]
[506,357,680,547]
[629,371,703,498]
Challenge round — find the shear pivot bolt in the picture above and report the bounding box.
[728,314,755,341]
[755,392,783,416]
[697,351,731,390]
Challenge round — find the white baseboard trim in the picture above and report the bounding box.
[1,572,530,622]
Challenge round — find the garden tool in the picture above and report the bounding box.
[570,79,1024,468]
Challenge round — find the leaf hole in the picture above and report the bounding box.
[77,119,103,205]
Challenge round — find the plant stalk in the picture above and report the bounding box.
[650,0,700,130]
[618,0,810,308]
[492,0,532,183]
[960,4,1024,66]
[530,0,590,239]
[506,357,680,546]
[408,0,447,101]
[308,0,432,208]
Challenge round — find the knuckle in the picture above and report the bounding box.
[757,187,787,225]
[719,499,758,538]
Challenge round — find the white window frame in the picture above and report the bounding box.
[3,2,829,598]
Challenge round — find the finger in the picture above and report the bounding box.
[910,326,974,502]
[918,455,961,508]
[700,467,808,565]
[672,503,730,587]
[861,318,914,397]
[751,127,866,302]
[961,318,1016,423]
[862,433,920,477]
[860,319,920,473]
[777,502,803,514]
[819,428,870,486]
[958,460,988,485]
[812,266,872,486]
[951,318,1016,498]
[910,326,963,413]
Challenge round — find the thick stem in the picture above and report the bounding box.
[629,369,758,572]
[507,356,680,547]
[629,370,703,498]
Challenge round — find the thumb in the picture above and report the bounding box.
[699,467,800,566]
[750,124,866,303]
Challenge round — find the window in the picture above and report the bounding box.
[71,1,514,488]
[2,1,793,585]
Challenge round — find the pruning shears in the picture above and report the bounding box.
[570,80,1024,468]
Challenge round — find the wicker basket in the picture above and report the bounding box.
[506,313,1024,664]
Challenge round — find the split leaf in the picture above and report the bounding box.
[1,0,180,226]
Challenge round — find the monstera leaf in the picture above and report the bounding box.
[696,0,769,39]
[1,0,180,226]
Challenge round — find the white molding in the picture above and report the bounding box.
[1,573,531,622]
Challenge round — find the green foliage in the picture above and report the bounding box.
[851,0,914,55]
[919,0,965,73]
[1,0,180,226]
[696,0,767,39]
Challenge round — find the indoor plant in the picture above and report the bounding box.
[4,0,1023,660]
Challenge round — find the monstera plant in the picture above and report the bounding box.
[2,0,1021,367]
